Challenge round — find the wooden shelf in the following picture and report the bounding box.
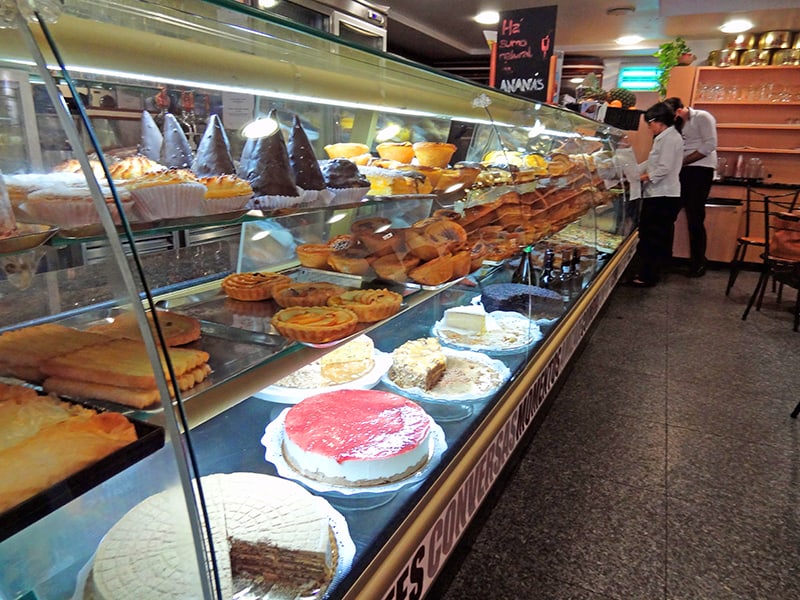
[694,101,800,106]
[697,65,800,73]
[716,123,800,130]
[717,147,800,154]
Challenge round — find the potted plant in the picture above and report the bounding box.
[654,37,694,98]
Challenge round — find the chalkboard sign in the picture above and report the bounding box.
[493,5,557,102]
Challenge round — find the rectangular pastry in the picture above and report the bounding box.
[0,410,137,513]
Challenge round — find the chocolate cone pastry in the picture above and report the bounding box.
[139,110,163,162]
[192,114,235,177]
[237,136,255,179]
[288,115,326,190]
[241,110,298,197]
[160,113,194,169]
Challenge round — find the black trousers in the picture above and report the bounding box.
[636,196,682,284]
[679,166,714,270]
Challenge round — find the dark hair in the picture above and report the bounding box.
[644,102,675,127]
[663,97,684,112]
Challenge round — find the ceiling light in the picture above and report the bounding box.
[720,19,753,34]
[475,11,500,25]
[616,35,644,45]
[257,0,279,8]
[570,77,585,84]
[606,6,635,16]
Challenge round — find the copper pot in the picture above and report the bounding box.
[771,48,800,65]
[717,48,740,67]
[793,32,800,49]
[726,33,758,50]
[740,49,772,66]
[759,30,793,50]
[707,50,720,66]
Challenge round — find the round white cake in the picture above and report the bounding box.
[282,389,432,486]
[90,472,335,599]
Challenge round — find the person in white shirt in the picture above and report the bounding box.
[631,102,684,287]
[665,97,718,277]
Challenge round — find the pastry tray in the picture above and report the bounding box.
[54,210,248,241]
[0,406,165,542]
[0,223,59,255]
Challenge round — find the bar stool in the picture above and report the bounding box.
[725,186,766,296]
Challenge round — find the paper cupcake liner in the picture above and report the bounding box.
[326,186,369,206]
[247,187,323,211]
[18,199,134,228]
[200,193,252,215]
[131,182,206,221]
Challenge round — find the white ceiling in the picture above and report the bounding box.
[385,0,800,64]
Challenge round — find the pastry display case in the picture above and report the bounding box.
[0,1,639,598]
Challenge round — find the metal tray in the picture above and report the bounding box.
[0,223,58,255]
[0,409,164,541]
[55,210,248,240]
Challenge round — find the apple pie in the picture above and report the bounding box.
[271,282,346,308]
[327,288,403,323]
[221,271,291,301]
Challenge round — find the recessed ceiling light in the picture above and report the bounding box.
[616,35,644,45]
[475,11,500,25]
[570,77,585,84]
[720,19,753,34]
[607,6,635,16]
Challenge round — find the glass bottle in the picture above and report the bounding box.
[539,246,555,289]
[511,245,535,286]
[557,247,573,301]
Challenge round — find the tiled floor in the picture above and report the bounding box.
[435,267,800,599]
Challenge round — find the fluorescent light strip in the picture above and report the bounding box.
[5,58,516,127]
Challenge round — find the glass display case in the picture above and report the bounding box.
[0,1,640,598]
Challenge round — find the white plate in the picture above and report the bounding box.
[381,347,511,403]
[262,408,447,496]
[72,480,355,600]
[253,351,392,404]
[432,310,543,354]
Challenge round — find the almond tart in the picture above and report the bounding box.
[327,288,403,323]
[272,281,347,308]
[221,271,291,301]
[271,306,359,344]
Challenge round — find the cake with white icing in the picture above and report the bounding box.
[90,472,335,599]
[282,389,432,486]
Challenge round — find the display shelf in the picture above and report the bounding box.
[717,147,800,154]
[693,100,800,106]
[0,0,639,598]
[716,124,800,130]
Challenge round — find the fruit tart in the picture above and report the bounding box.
[271,306,359,344]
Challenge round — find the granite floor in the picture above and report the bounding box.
[433,266,800,600]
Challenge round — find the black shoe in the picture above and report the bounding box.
[629,277,656,288]
[686,266,706,278]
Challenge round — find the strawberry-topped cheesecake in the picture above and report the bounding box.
[282,389,432,486]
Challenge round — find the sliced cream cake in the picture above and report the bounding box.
[91,472,335,599]
[388,337,446,391]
